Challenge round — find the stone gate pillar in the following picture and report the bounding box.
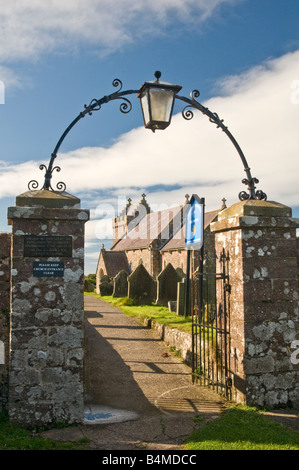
[210,200,299,408]
[7,190,89,428]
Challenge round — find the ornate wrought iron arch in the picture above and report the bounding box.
[176,91,266,201]
[29,77,266,201]
[28,79,139,192]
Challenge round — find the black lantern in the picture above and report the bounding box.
[138,71,182,132]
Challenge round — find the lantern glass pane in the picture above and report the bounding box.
[149,88,174,123]
[141,92,150,126]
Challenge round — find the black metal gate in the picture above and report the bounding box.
[191,249,232,398]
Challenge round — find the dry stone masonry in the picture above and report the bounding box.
[7,190,89,428]
[0,233,11,409]
[211,200,299,408]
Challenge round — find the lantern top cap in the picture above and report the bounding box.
[138,71,182,94]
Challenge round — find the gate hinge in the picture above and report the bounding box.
[224,283,231,293]
[226,377,233,388]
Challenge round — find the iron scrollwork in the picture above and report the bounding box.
[182,90,200,121]
[83,99,102,116]
[177,89,267,201]
[111,79,133,114]
[28,73,267,202]
[112,78,123,92]
[239,178,267,201]
[28,164,66,192]
[28,78,138,192]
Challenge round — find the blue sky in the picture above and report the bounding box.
[0,0,298,274]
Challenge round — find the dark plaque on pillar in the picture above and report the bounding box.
[24,235,72,258]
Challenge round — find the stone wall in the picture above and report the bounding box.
[161,250,188,274]
[126,248,152,276]
[7,190,89,428]
[211,200,299,408]
[144,318,193,365]
[0,233,11,410]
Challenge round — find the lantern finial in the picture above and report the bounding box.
[154,71,161,81]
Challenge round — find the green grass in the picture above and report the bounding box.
[0,412,89,450]
[87,294,194,333]
[183,405,299,450]
[85,294,299,450]
[2,406,298,451]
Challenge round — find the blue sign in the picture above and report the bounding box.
[33,261,64,277]
[185,195,204,250]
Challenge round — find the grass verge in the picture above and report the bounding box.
[183,405,299,450]
[86,293,193,333]
[0,412,89,450]
[2,405,298,451]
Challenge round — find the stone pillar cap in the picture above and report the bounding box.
[15,189,81,209]
[217,199,292,220]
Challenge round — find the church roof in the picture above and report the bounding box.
[111,203,221,253]
[111,205,183,251]
[160,209,220,251]
[99,250,130,277]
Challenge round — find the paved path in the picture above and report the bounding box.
[43,295,225,450]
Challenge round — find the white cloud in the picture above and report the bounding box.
[2,48,297,272]
[1,50,298,238]
[0,65,22,92]
[0,0,239,63]
[0,160,39,198]
[48,50,298,212]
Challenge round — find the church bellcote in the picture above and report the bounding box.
[112,194,151,245]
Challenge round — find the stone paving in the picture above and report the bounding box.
[42,295,225,450]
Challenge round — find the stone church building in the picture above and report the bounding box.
[96,194,226,293]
